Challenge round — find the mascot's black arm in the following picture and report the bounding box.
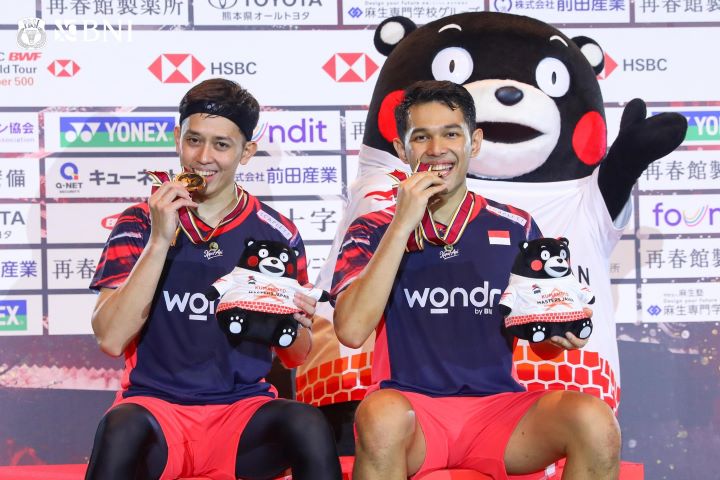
[598,98,688,220]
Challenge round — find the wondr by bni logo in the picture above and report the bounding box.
[17,18,133,49]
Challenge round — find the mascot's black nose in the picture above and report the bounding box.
[495,86,524,106]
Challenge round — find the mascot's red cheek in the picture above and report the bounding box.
[378,90,405,143]
[247,256,259,267]
[572,111,607,166]
[531,260,543,271]
[286,264,294,275]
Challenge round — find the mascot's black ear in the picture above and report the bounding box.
[374,16,417,56]
[519,241,529,251]
[558,237,569,247]
[245,238,255,247]
[573,36,605,75]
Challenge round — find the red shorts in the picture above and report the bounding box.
[111,395,272,480]
[395,389,549,480]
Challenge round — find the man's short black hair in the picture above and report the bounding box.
[395,80,476,141]
[178,78,260,141]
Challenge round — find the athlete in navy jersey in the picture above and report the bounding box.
[91,192,305,404]
[85,79,341,480]
[333,81,621,480]
[333,194,542,398]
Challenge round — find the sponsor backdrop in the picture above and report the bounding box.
[0,0,718,477]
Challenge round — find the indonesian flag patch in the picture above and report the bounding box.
[488,230,511,245]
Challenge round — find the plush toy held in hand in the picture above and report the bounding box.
[500,237,595,343]
[205,238,329,348]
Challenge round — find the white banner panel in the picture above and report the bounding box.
[639,238,720,279]
[0,112,39,153]
[609,239,637,281]
[639,150,720,192]
[194,0,338,26]
[265,199,345,241]
[638,194,720,236]
[344,109,368,152]
[45,157,179,198]
[0,159,41,199]
[612,283,638,324]
[342,1,482,25]
[0,249,43,290]
[489,0,630,23]
[48,293,97,335]
[40,0,189,25]
[240,155,344,197]
[255,110,342,151]
[0,29,381,107]
[305,243,332,283]
[640,283,720,323]
[46,248,103,290]
[46,202,135,244]
[0,204,41,245]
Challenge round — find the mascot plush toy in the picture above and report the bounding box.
[206,238,328,348]
[500,237,595,343]
[299,11,688,424]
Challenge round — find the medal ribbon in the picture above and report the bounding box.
[148,171,246,245]
[386,169,474,252]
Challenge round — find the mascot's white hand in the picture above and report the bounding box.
[547,307,593,350]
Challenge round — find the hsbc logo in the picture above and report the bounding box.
[404,282,501,315]
[148,54,205,83]
[322,53,378,82]
[597,52,617,80]
[48,59,80,77]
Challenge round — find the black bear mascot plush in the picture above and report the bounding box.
[500,237,595,343]
[206,239,328,348]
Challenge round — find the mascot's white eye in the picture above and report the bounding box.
[258,248,269,258]
[279,252,289,262]
[431,47,474,84]
[540,250,551,260]
[560,250,568,259]
[535,57,570,98]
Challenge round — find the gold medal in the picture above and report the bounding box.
[175,172,206,193]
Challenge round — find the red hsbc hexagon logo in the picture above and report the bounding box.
[148,54,205,83]
[47,59,80,77]
[597,52,618,80]
[322,53,378,82]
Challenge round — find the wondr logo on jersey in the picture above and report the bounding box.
[404,282,502,315]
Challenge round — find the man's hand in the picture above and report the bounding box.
[293,283,318,329]
[391,171,447,235]
[147,181,198,246]
[546,307,593,351]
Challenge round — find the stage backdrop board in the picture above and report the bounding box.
[0,2,719,477]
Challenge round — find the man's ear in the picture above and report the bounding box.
[239,140,258,165]
[470,128,483,158]
[393,137,409,164]
[173,125,182,156]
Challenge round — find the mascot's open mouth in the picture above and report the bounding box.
[476,122,542,144]
[262,265,283,275]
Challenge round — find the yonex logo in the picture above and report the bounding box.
[0,300,27,331]
[59,117,175,148]
[404,282,501,315]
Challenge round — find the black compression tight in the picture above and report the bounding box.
[235,399,342,480]
[84,400,342,480]
[85,403,167,480]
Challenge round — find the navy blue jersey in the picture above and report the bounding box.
[332,192,542,397]
[91,188,307,405]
